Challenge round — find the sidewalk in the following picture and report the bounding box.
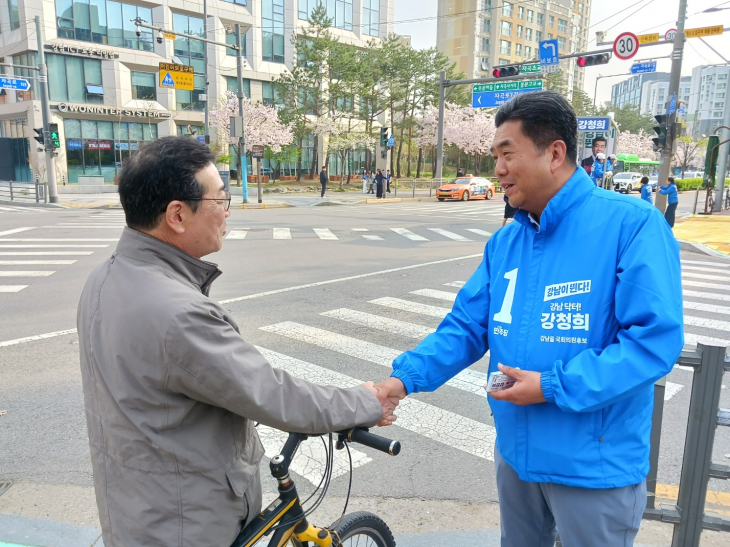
[674,211,730,257]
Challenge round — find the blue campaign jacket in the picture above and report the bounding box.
[660,183,679,204]
[641,184,653,204]
[391,168,684,489]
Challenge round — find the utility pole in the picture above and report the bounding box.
[235,24,247,204]
[203,0,209,139]
[655,0,688,214]
[436,71,446,181]
[35,16,58,203]
[713,93,730,211]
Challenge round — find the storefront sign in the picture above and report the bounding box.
[55,103,172,119]
[45,43,119,59]
[88,141,113,150]
[115,142,139,151]
[67,139,83,150]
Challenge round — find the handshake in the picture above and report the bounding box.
[362,377,407,427]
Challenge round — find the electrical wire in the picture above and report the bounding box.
[584,0,659,48]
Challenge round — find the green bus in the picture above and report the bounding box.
[614,153,660,175]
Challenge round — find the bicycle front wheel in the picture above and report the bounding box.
[331,511,396,547]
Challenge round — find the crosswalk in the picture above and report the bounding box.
[0,205,49,214]
[225,226,491,243]
[249,257,729,485]
[339,201,507,221]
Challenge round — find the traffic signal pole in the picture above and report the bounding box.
[36,16,58,203]
[655,0,688,215]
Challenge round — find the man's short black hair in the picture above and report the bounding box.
[118,136,215,230]
[592,136,607,147]
[668,177,675,183]
[495,91,578,164]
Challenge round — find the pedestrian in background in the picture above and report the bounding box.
[640,176,653,205]
[362,170,370,194]
[386,170,392,193]
[590,152,606,187]
[319,165,328,198]
[457,168,465,177]
[502,192,518,227]
[660,177,679,227]
[375,169,385,199]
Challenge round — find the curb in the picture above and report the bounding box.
[241,202,292,209]
[0,200,67,209]
[58,202,121,210]
[677,239,730,260]
[366,198,401,204]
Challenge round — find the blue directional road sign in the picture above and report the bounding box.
[630,61,657,74]
[0,77,30,91]
[539,39,560,73]
[472,80,543,108]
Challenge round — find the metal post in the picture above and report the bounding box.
[671,343,727,547]
[235,24,247,203]
[655,0,688,214]
[436,71,446,182]
[713,96,730,211]
[693,185,700,214]
[257,158,262,204]
[9,180,13,201]
[593,75,600,115]
[36,16,58,204]
[394,178,397,197]
[412,178,415,198]
[646,377,667,510]
[429,178,433,197]
[203,0,209,139]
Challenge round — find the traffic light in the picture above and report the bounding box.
[652,114,668,151]
[705,135,720,185]
[48,123,60,149]
[576,54,611,67]
[380,126,389,147]
[33,128,44,145]
[492,65,520,78]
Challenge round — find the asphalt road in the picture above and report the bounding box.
[1,195,729,546]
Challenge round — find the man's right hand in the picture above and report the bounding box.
[362,382,400,426]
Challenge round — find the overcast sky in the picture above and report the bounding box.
[393,0,730,106]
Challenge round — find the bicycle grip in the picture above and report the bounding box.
[340,427,401,456]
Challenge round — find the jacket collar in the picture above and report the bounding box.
[514,167,595,235]
[115,228,222,295]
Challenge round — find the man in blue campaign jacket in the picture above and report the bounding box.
[375,91,684,546]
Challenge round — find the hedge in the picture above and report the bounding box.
[674,178,730,191]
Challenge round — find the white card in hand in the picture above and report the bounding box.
[486,371,517,392]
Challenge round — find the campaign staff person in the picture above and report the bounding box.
[375,91,683,546]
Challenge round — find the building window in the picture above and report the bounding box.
[47,54,103,104]
[718,74,728,80]
[131,72,156,101]
[499,58,509,65]
[173,14,206,110]
[517,25,523,38]
[500,40,511,55]
[536,31,542,42]
[548,15,554,27]
[536,12,543,26]
[483,0,491,9]
[501,21,511,37]
[482,38,490,52]
[714,112,723,118]
[8,0,19,29]
[558,18,567,33]
[64,118,157,183]
[226,30,247,56]
[177,124,204,137]
[717,83,727,90]
[518,6,524,18]
[11,52,36,101]
[515,43,522,56]
[502,1,512,17]
[263,0,286,60]
[527,10,534,23]
[298,0,352,31]
[363,0,379,37]
[578,2,583,11]
[483,18,490,33]
[525,45,531,58]
[557,36,566,51]
[526,28,532,41]
[222,0,245,5]
[225,76,251,98]
[548,33,553,39]
[714,102,723,109]
[717,93,726,99]
[56,0,153,50]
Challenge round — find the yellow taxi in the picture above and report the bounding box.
[437,176,496,201]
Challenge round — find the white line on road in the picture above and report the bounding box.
[683,272,730,282]
[0,251,94,256]
[0,260,76,265]
[369,297,451,318]
[444,281,466,288]
[0,239,118,242]
[313,228,338,240]
[683,332,730,347]
[410,289,458,302]
[0,245,108,248]
[0,328,77,347]
[390,228,429,241]
[428,228,472,241]
[466,229,493,237]
[259,321,486,396]
[273,227,292,240]
[684,289,730,302]
[352,228,369,232]
[0,271,55,277]
[684,314,730,332]
[0,285,27,292]
[321,308,434,339]
[682,259,729,268]
[219,254,482,304]
[683,280,730,292]
[0,227,35,237]
[683,265,730,274]
[362,234,384,241]
[43,226,123,229]
[257,346,496,461]
[665,382,683,401]
[226,230,248,239]
[684,301,730,315]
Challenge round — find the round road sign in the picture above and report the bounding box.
[665,28,677,41]
[613,32,639,60]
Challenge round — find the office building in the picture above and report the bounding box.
[610,72,669,110]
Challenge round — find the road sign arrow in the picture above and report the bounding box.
[541,42,556,56]
[478,95,482,105]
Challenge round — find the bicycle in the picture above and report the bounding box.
[231,427,401,547]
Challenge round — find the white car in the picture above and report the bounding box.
[613,172,643,193]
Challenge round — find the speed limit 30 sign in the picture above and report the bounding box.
[613,32,639,60]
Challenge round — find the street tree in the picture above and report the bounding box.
[571,88,595,116]
[674,136,708,177]
[599,104,654,134]
[617,130,656,160]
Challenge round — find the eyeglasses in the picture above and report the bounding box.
[184,190,232,211]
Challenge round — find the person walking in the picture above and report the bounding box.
[502,192,518,227]
[386,170,392,193]
[375,169,385,199]
[368,171,376,194]
[361,169,369,194]
[373,91,683,547]
[319,165,328,198]
[660,177,679,227]
[640,176,653,205]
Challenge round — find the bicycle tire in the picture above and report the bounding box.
[330,511,396,547]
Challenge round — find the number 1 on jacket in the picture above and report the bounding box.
[493,268,518,324]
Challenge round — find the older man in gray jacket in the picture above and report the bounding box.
[77,136,397,547]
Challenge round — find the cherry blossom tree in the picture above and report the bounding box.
[328,131,377,187]
[617,130,656,160]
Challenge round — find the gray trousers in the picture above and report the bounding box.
[495,448,646,547]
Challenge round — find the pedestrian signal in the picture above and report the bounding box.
[48,123,60,149]
[380,127,389,147]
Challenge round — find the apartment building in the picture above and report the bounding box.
[639,76,691,117]
[610,72,669,110]
[436,0,591,95]
[686,64,730,139]
[0,0,393,182]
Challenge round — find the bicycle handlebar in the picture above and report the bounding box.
[337,427,401,456]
